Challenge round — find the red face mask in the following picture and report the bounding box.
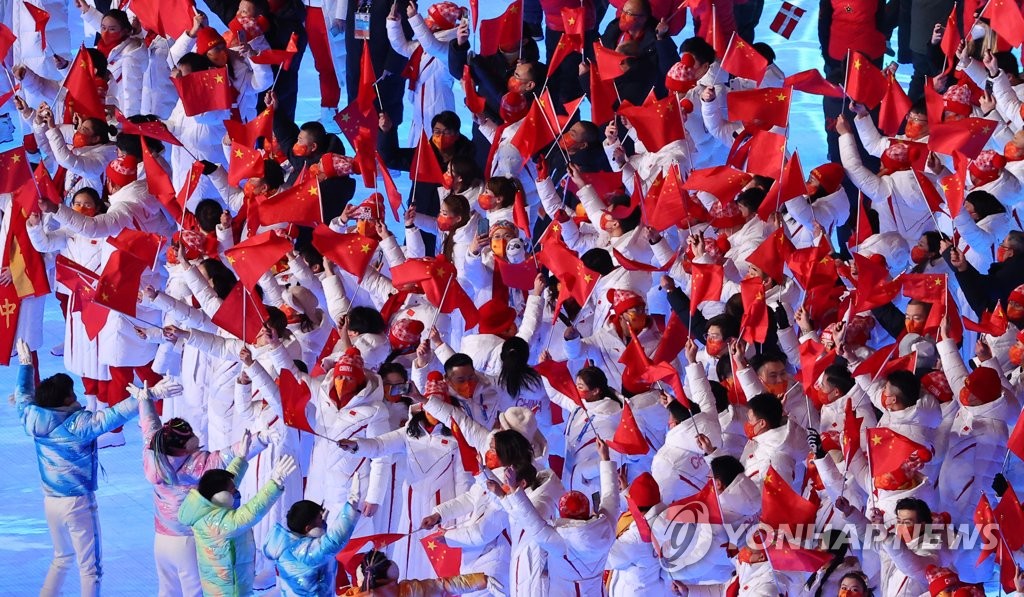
[507,76,525,94]
[477,193,496,211]
[292,142,311,157]
[1005,142,1024,162]
[743,420,760,439]
[432,133,456,151]
[557,133,581,153]
[243,179,260,198]
[437,214,457,231]
[600,212,615,232]
[1007,303,1024,321]
[705,338,725,357]
[619,13,642,33]
[72,204,97,217]
[904,120,927,140]
[905,318,926,334]
[1009,344,1024,366]
[72,133,91,148]
[762,380,788,396]
[441,172,454,190]
[451,378,477,398]
[99,30,124,47]
[484,449,501,470]
[997,246,1011,262]
[910,246,930,264]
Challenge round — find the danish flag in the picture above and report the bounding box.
[770,2,805,39]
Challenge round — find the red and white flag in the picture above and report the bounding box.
[770,2,805,39]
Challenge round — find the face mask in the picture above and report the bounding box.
[905,318,925,334]
[99,30,124,46]
[243,179,260,198]
[491,236,508,258]
[306,525,326,538]
[600,212,615,232]
[72,132,91,148]
[624,311,646,333]
[441,172,454,190]
[432,133,456,151]
[743,420,760,440]
[1005,142,1024,162]
[1009,344,1024,366]
[557,133,581,153]
[478,193,496,211]
[958,386,973,406]
[1007,303,1024,321]
[211,490,241,508]
[333,377,360,407]
[485,449,501,470]
[292,142,311,157]
[971,24,987,39]
[72,204,98,217]
[910,246,930,264]
[437,214,457,231]
[705,338,725,357]
[904,120,927,139]
[279,304,303,324]
[619,13,640,32]
[838,588,864,597]
[762,380,788,396]
[507,76,525,94]
[881,391,900,411]
[450,378,477,398]
[997,246,1011,262]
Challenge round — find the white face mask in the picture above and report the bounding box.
[971,24,987,40]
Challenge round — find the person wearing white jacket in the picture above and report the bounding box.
[606,473,667,595]
[954,189,1014,272]
[651,396,720,505]
[782,162,850,248]
[78,5,148,117]
[36,112,119,203]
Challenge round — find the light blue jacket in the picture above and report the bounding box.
[15,364,139,497]
[263,503,360,597]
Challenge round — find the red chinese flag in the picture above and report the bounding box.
[3,194,50,299]
[250,33,299,69]
[410,130,445,184]
[689,263,724,315]
[117,112,182,146]
[23,3,48,48]
[878,77,913,136]
[619,330,653,394]
[606,401,650,455]
[0,283,21,365]
[617,95,686,155]
[510,100,558,161]
[963,302,1009,336]
[512,190,531,238]
[744,129,787,178]
[227,142,265,187]
[844,52,888,109]
[681,165,752,201]
[652,312,689,363]
[611,248,676,273]
[593,42,630,80]
[277,369,314,434]
[988,0,1024,47]
[783,69,844,98]
[548,32,583,75]
[726,87,791,130]
[785,239,835,290]
[461,65,486,115]
[3,150,36,215]
[141,142,179,222]
[108,229,163,266]
[129,0,196,38]
[257,177,322,226]
[171,67,232,117]
[866,427,931,476]
[567,170,627,200]
[746,228,794,283]
[643,361,690,408]
[739,277,769,344]
[355,40,377,114]
[928,118,996,159]
[847,192,872,249]
[720,34,768,84]
[759,152,805,221]
[94,251,148,317]
[408,257,479,329]
[667,479,724,524]
[842,397,863,467]
[450,421,481,476]
[0,23,16,60]
[1008,405,1024,462]
[940,11,961,66]
[646,165,690,233]
[211,282,268,343]
[761,465,817,528]
[941,151,969,218]
[851,342,898,378]
[478,0,524,56]
[420,531,463,577]
[901,272,947,302]
[589,58,618,126]
[766,546,834,573]
[223,231,293,289]
[224,106,274,147]
[703,3,726,54]
[64,46,106,121]
[994,484,1024,551]
[310,225,379,281]
[493,256,538,291]
[912,170,945,214]
[336,533,406,577]
[535,358,583,407]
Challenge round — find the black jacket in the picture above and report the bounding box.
[948,252,1024,315]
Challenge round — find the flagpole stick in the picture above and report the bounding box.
[542,99,584,161]
[761,541,787,595]
[427,273,455,334]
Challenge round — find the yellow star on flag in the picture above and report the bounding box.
[214,74,225,84]
[871,435,882,445]
[360,243,371,253]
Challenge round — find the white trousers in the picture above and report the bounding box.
[153,533,203,597]
[41,494,101,597]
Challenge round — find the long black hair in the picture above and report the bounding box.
[407,407,452,439]
[498,337,541,398]
[807,529,852,597]
[576,366,622,405]
[494,429,534,468]
[202,260,238,300]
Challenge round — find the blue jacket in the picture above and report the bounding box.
[263,503,360,597]
[15,365,139,497]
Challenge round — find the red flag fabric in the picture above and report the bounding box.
[311,226,379,281]
[277,369,314,434]
[227,142,264,186]
[0,148,35,214]
[720,34,768,84]
[108,229,163,266]
[510,100,558,161]
[257,177,322,226]
[744,129,787,179]
[140,141,182,220]
[478,0,524,56]
[211,282,268,343]
[652,312,690,363]
[940,151,969,218]
[680,166,752,201]
[912,170,945,214]
[335,533,406,575]
[739,277,769,344]
[224,231,293,289]
[493,256,538,291]
[988,0,1024,47]
[129,0,196,38]
[390,257,479,329]
[726,87,791,129]
[410,130,446,184]
[512,190,531,238]
[334,102,376,149]
[766,545,834,572]
[94,251,147,317]
[589,58,618,125]
[0,283,21,365]
[535,359,583,407]
[420,531,463,577]
[171,67,232,117]
[842,397,863,467]
[929,118,996,159]
[535,237,598,306]
[844,52,888,109]
[644,165,689,232]
[117,113,182,146]
[939,11,961,67]
[993,484,1024,551]
[461,65,487,114]
[847,192,872,249]
[250,33,299,69]
[548,29,583,75]
[851,342,898,378]
[901,273,947,302]
[746,228,795,283]
[377,153,403,219]
[617,95,686,155]
[759,152,805,220]
[667,478,724,524]
[355,40,377,113]
[5,195,51,299]
[866,427,931,476]
[1008,405,1024,462]
[23,3,48,48]
[593,42,629,80]
[643,361,690,408]
[64,47,106,121]
[606,401,650,455]
[0,23,16,60]
[878,77,913,136]
[689,263,724,315]
[761,465,817,527]
[619,331,653,394]
[783,69,844,98]
[963,302,1009,336]
[224,106,274,147]
[450,421,481,476]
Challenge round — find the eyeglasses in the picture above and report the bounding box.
[432,129,456,137]
[703,333,723,341]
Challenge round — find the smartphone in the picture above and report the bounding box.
[477,216,490,236]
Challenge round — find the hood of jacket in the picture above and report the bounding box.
[263,522,302,561]
[25,402,82,438]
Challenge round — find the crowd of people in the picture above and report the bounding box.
[7,0,1024,595]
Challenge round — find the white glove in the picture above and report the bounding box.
[150,377,184,400]
[16,339,32,365]
[126,381,152,401]
[270,454,297,486]
[486,575,506,596]
[234,430,252,459]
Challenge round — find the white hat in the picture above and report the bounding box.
[499,406,547,456]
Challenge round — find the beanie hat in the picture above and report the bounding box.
[558,491,590,520]
[880,142,911,173]
[195,27,226,55]
[665,53,698,93]
[388,318,424,351]
[942,84,973,117]
[920,370,953,403]
[607,289,645,317]
[105,154,139,187]
[628,473,661,509]
[809,163,844,195]
[477,299,517,335]
[333,347,367,387]
[709,199,745,229]
[424,2,463,30]
[968,150,1006,187]
[499,406,548,454]
[354,193,386,221]
[926,565,961,596]
[317,153,354,178]
[499,91,529,124]
[963,366,1002,404]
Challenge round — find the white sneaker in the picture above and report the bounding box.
[50,343,64,357]
[97,431,125,449]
